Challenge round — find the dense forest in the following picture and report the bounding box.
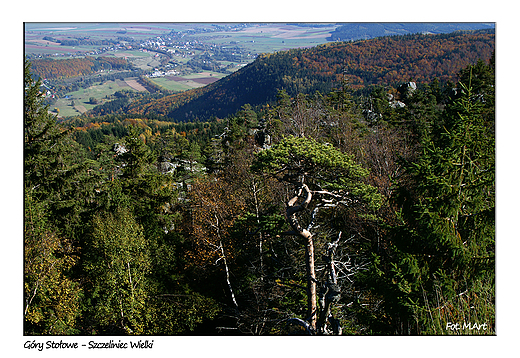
[24,30,495,335]
[118,31,494,121]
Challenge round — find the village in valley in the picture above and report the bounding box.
[25,23,330,117]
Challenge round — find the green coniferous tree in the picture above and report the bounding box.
[24,58,82,334]
[358,64,495,334]
[25,58,70,200]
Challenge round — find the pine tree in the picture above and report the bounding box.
[252,135,382,333]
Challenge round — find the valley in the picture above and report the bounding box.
[26,23,337,117]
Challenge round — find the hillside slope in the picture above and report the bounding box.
[126,31,495,122]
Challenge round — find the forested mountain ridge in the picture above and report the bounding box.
[327,23,494,41]
[124,30,494,121]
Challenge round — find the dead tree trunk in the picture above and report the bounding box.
[317,232,342,335]
[286,183,317,331]
[286,184,345,334]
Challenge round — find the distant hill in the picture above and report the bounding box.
[125,31,495,122]
[327,23,495,41]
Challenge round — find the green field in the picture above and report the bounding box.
[53,69,231,117]
[53,79,138,117]
[24,23,179,54]
[182,71,225,79]
[53,70,230,117]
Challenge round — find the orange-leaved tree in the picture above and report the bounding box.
[186,175,247,310]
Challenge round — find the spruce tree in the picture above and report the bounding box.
[24,58,82,334]
[359,63,495,334]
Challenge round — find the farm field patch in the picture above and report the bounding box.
[150,71,224,92]
[53,78,142,117]
[124,78,147,92]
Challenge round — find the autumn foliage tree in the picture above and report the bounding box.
[125,31,494,122]
[83,208,151,334]
[24,193,81,334]
[30,56,129,80]
[186,175,247,310]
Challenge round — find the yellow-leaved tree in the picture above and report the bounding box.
[24,193,81,334]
